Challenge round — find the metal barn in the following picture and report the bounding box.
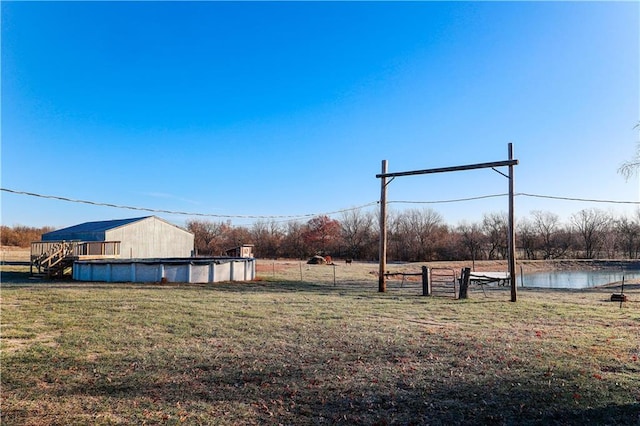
[41,216,194,258]
[32,216,194,276]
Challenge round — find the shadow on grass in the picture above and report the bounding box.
[0,270,46,284]
[0,269,387,296]
[5,270,633,308]
[10,351,637,426]
[113,377,639,424]
[3,273,638,425]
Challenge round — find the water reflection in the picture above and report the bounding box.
[522,270,640,289]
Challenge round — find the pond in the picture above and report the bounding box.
[521,270,640,289]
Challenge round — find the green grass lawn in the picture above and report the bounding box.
[1,268,639,425]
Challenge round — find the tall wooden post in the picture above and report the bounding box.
[422,266,431,296]
[508,143,517,302]
[378,160,388,293]
[459,267,471,299]
[376,145,518,300]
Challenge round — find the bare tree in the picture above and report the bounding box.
[187,220,231,256]
[601,223,619,259]
[402,208,445,261]
[618,122,640,180]
[222,225,252,253]
[281,221,306,259]
[482,212,508,260]
[387,208,445,261]
[456,221,486,264]
[517,218,538,260]
[570,209,611,259]
[531,210,567,259]
[615,213,640,259]
[251,220,283,258]
[340,209,375,260]
[387,210,407,261]
[433,226,461,260]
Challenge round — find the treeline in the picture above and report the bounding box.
[5,207,638,261]
[1,226,55,248]
[187,207,640,261]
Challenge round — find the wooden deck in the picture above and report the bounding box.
[30,241,121,277]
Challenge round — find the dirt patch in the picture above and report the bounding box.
[2,332,60,354]
[255,260,302,274]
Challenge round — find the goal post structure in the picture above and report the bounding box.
[376,143,519,302]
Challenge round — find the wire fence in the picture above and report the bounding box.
[259,259,505,298]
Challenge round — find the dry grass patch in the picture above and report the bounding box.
[0,247,30,263]
[1,265,639,425]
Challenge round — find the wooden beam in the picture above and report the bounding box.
[376,159,518,179]
[508,143,517,302]
[375,143,519,302]
[378,160,388,293]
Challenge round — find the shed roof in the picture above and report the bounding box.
[43,216,151,239]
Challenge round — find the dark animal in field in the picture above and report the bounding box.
[345,258,353,265]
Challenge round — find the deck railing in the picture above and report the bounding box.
[30,241,121,277]
[75,241,121,256]
[31,241,121,259]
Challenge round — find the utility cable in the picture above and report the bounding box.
[0,188,377,220]
[388,193,508,204]
[2,187,638,223]
[517,192,640,205]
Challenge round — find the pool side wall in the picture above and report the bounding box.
[73,258,256,283]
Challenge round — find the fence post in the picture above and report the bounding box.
[459,267,471,299]
[422,266,431,296]
[333,263,336,286]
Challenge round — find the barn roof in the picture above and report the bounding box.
[43,216,151,239]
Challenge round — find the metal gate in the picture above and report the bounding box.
[430,268,458,298]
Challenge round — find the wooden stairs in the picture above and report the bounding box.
[31,242,75,278]
[30,241,121,278]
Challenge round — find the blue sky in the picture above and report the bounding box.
[2,1,639,229]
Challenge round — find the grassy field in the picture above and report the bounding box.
[1,260,639,425]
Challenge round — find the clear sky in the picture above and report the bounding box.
[2,1,639,230]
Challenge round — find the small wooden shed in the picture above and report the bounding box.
[224,244,254,258]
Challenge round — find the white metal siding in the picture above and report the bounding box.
[105,216,193,258]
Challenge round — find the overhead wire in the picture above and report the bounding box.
[0,187,378,221]
[388,193,508,204]
[2,187,639,224]
[517,192,640,205]
[388,193,640,206]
